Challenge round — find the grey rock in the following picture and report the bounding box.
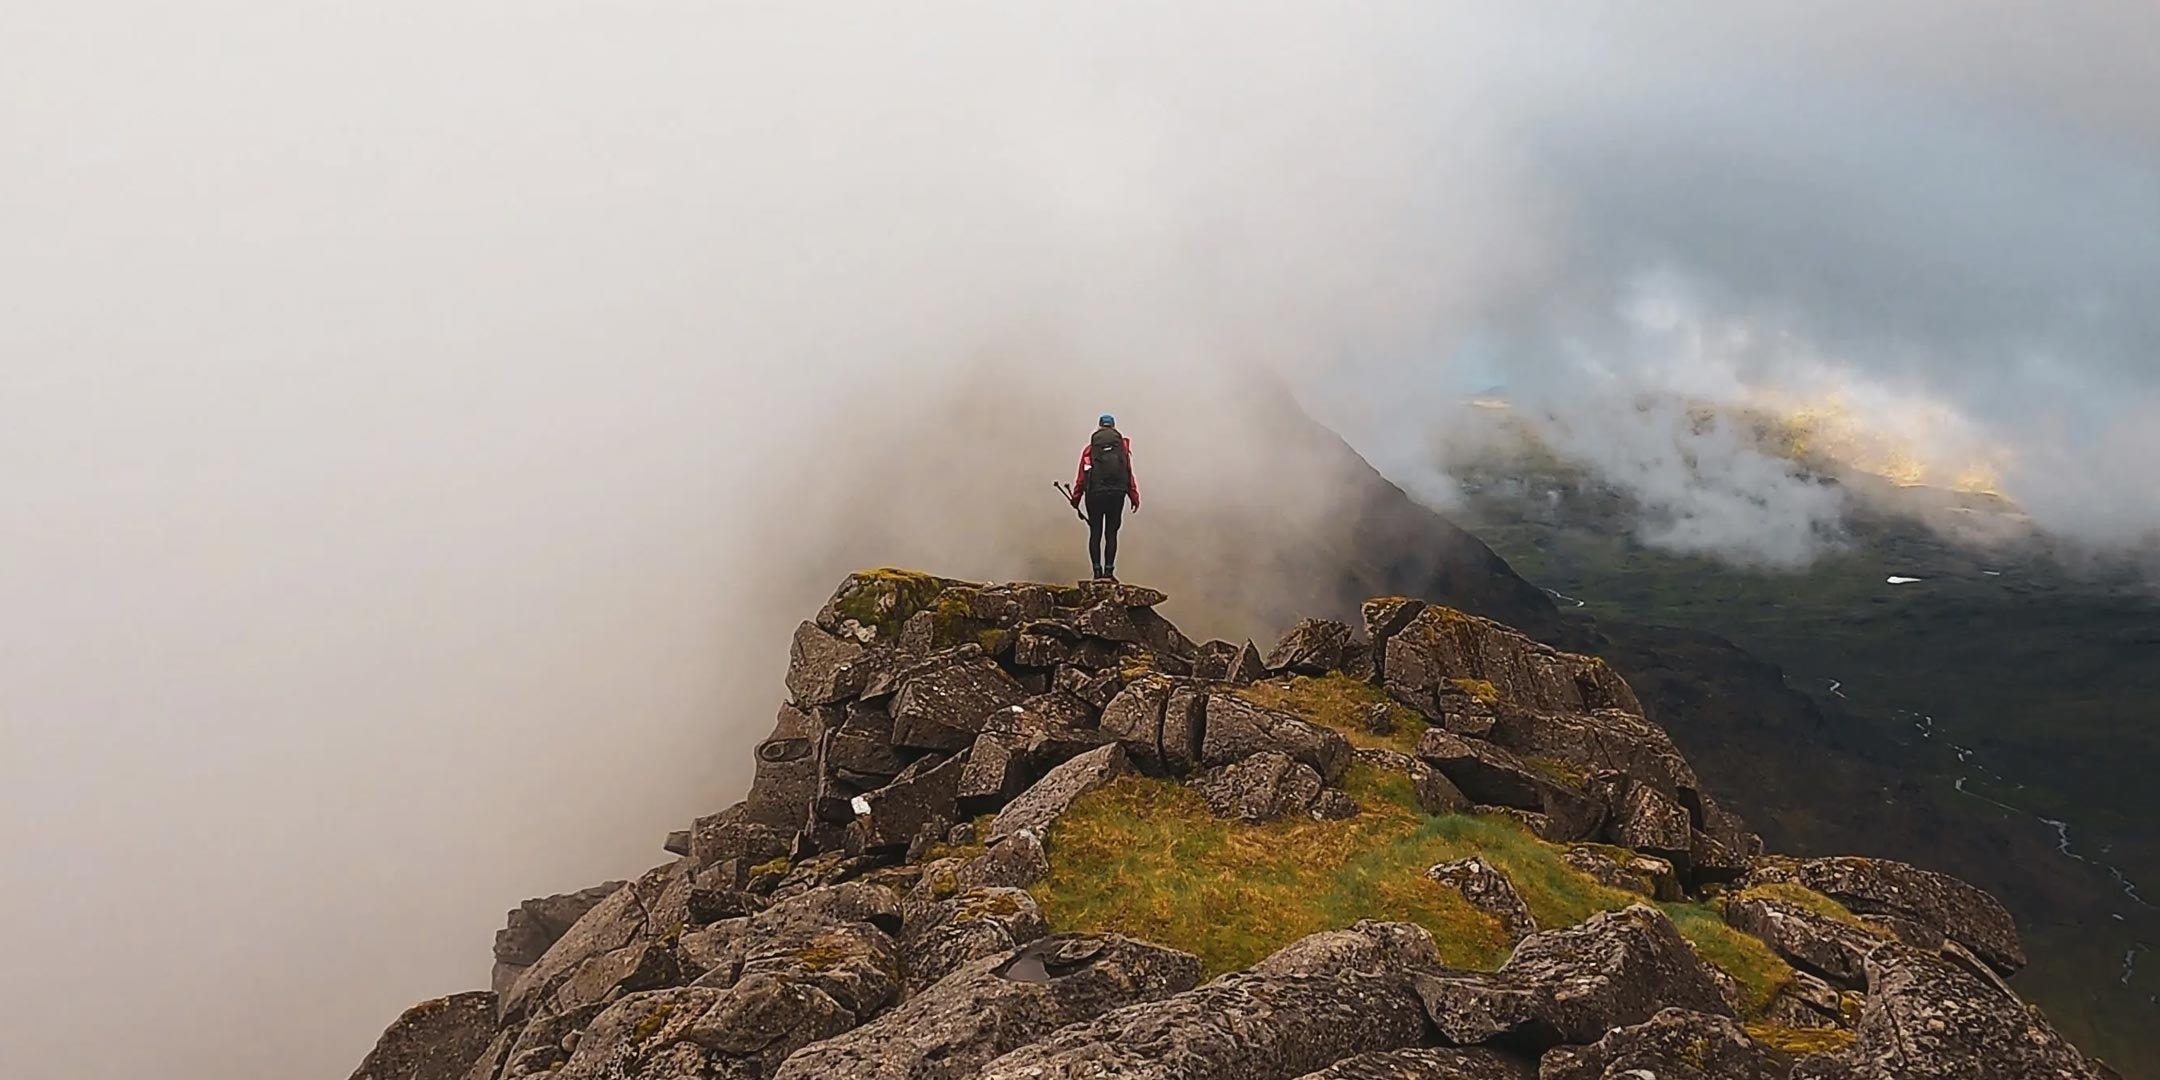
[1311,788,1359,819]
[1195,750,1325,822]
[1414,730,1549,810]
[501,860,696,1022]
[492,883,627,999]
[745,704,826,830]
[1194,639,1242,681]
[897,887,1049,991]
[1298,1047,1531,1079]
[1075,600,1144,643]
[350,991,499,1080]
[690,804,792,872]
[957,731,1032,809]
[1100,675,1170,771]
[1723,895,1883,990]
[1612,782,1692,856]
[1538,1008,1792,1080]
[846,750,969,854]
[1358,748,1470,815]
[774,934,1202,1080]
[1381,607,1642,718]
[1814,944,2107,1079]
[1227,640,1270,686]
[1426,858,1538,944]
[986,742,1130,843]
[1413,906,1734,1050]
[1266,618,1358,675]
[1250,921,1442,979]
[1744,856,2025,975]
[785,620,867,706]
[890,655,1030,751]
[1559,846,1679,901]
[1161,680,1209,775]
[1203,693,1354,782]
[976,968,1428,1080]
[556,979,854,1080]
[821,700,908,781]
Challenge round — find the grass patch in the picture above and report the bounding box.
[1238,673,1429,753]
[831,568,950,641]
[1657,901,1794,1015]
[1032,763,1796,1015]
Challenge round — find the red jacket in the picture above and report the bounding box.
[1072,437,1140,508]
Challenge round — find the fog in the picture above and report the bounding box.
[3,4,2156,1077]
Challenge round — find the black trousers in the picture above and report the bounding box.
[1085,490,1125,573]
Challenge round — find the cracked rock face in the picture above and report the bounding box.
[1194,749,1328,822]
[1799,944,2108,1080]
[1539,1008,1792,1080]
[350,991,500,1080]
[771,934,1201,1080]
[1294,1046,1532,1079]
[1744,857,2026,976]
[1426,858,1538,945]
[985,742,1130,844]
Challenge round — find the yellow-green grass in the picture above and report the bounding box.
[1238,673,1429,753]
[1031,764,1796,1014]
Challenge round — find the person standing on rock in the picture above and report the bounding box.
[1070,413,1140,580]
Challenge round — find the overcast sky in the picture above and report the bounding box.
[3,4,2155,1077]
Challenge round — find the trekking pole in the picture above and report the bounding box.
[1052,482,1086,522]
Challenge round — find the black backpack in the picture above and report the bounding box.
[1088,427,1129,494]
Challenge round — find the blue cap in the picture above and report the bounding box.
[1099,414,1116,427]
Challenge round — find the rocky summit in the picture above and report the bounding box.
[351,570,2119,1080]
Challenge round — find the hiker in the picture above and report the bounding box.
[1069,414,1141,580]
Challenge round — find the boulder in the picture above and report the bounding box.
[1559,846,1679,902]
[956,731,1032,809]
[1227,640,1270,686]
[846,751,969,854]
[1413,730,1551,810]
[1203,693,1354,782]
[1538,1008,1792,1080]
[897,886,1049,991]
[1810,944,2108,1079]
[500,860,695,1022]
[1266,618,1358,675]
[1099,675,1171,771]
[785,620,867,706]
[1744,857,2025,975]
[555,979,853,1080]
[1250,921,1443,979]
[1723,893,1884,990]
[492,883,627,999]
[816,570,961,645]
[1296,1047,1531,1079]
[1611,782,1692,856]
[1194,750,1326,822]
[1381,608,1641,718]
[1061,580,1170,610]
[985,743,1131,843]
[745,704,827,829]
[1075,600,1145,643]
[890,655,1030,751]
[1194,640,1242,681]
[350,991,499,1080]
[1426,858,1538,944]
[772,935,1202,1080]
[1413,906,1734,1050]
[976,969,1429,1080]
[1358,748,1470,815]
[821,700,908,781]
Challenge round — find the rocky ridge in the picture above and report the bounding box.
[350,570,2117,1080]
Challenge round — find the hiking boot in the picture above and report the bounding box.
[1102,566,1117,582]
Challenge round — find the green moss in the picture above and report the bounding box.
[629,1001,676,1042]
[951,889,1028,919]
[748,856,791,878]
[831,569,949,641]
[793,932,866,972]
[1744,1023,1858,1054]
[1237,673,1429,753]
[1450,677,1501,704]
